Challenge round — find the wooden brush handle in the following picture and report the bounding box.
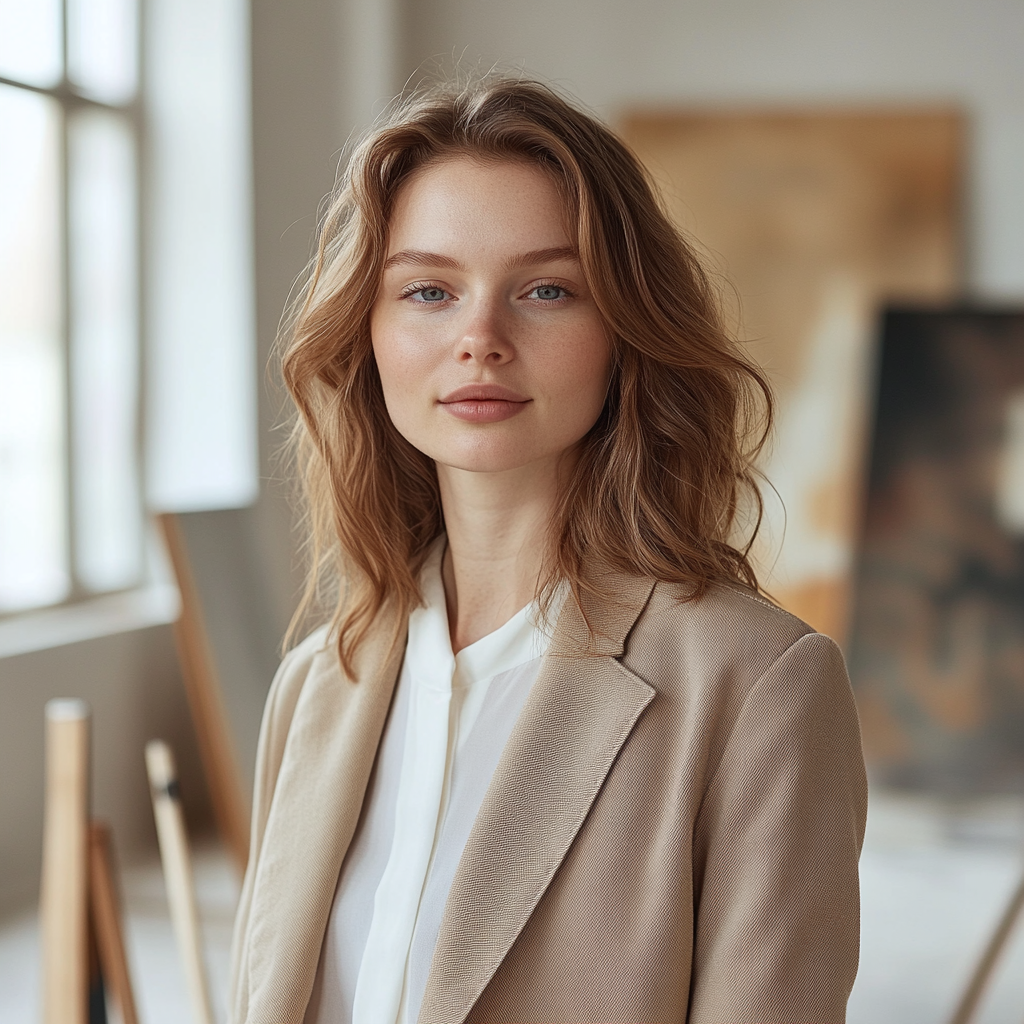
[146,740,215,1024]
[41,699,90,1024]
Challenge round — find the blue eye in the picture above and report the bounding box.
[531,284,566,301]
[413,286,448,302]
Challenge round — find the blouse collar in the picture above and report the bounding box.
[411,536,562,692]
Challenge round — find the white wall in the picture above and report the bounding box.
[246,0,402,641]
[401,0,1024,298]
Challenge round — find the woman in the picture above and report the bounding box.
[229,76,867,1024]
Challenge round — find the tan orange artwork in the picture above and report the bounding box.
[621,110,963,644]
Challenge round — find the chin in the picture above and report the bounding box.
[419,435,544,475]
[435,451,537,475]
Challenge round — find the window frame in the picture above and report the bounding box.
[0,0,149,622]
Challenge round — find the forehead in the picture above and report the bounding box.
[385,156,573,256]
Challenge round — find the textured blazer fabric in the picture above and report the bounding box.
[228,575,868,1024]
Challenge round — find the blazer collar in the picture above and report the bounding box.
[547,569,659,658]
[242,606,407,1023]
[241,571,656,1024]
[417,571,657,1024]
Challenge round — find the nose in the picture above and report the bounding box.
[454,298,514,365]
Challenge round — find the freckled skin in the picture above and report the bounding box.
[370,157,612,478]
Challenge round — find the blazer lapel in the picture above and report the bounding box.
[243,610,407,1023]
[418,575,657,1024]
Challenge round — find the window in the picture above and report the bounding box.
[0,0,143,613]
[0,0,256,637]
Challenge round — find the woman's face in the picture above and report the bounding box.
[370,156,612,478]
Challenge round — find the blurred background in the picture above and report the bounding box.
[2,0,1024,1020]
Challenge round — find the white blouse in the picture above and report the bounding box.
[304,539,559,1024]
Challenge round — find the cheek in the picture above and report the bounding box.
[549,329,612,421]
[370,320,421,445]
[371,313,423,402]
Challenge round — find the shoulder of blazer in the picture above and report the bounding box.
[249,625,334,828]
[265,625,334,743]
[253,611,408,817]
[634,576,815,648]
[623,579,828,709]
[620,582,860,836]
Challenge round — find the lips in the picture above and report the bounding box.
[438,383,531,423]
[439,384,529,404]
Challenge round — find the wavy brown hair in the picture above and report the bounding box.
[281,75,773,674]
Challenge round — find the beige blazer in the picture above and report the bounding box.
[228,574,867,1024]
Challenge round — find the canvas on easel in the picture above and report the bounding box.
[847,307,1024,791]
[845,305,1024,1024]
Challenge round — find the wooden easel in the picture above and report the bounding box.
[146,740,215,1024]
[156,512,250,874]
[40,700,138,1024]
[947,866,1024,1024]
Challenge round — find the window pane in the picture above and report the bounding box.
[146,0,257,512]
[68,0,138,104]
[69,109,141,592]
[0,86,68,611]
[0,0,62,87]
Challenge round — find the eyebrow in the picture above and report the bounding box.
[382,245,580,272]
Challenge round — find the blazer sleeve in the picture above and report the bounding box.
[227,634,325,1022]
[688,631,868,1024]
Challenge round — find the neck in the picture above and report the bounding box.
[437,456,566,653]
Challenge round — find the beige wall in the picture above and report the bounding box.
[400,0,1024,299]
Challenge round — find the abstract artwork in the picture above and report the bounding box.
[848,308,1024,792]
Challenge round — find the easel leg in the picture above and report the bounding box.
[89,820,139,1024]
[40,699,90,1024]
[147,739,216,1024]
